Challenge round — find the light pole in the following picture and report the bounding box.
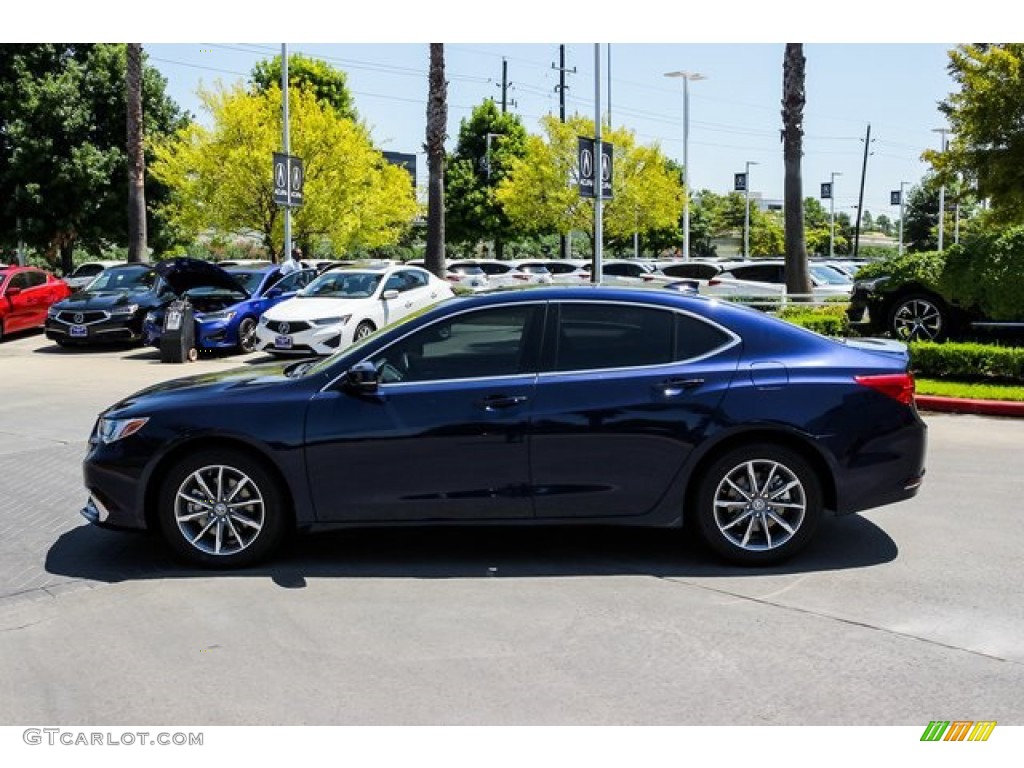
[828,171,842,258]
[743,160,758,260]
[932,127,951,251]
[664,71,706,260]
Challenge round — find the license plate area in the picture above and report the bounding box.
[70,325,87,338]
[274,335,293,349]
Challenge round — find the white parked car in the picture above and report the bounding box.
[710,260,853,300]
[255,265,454,356]
[471,259,554,288]
[64,261,125,291]
[408,259,490,291]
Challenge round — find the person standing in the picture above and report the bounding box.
[280,246,301,276]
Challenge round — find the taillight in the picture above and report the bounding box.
[855,373,915,405]
[708,279,721,286]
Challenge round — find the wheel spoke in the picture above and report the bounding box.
[721,509,755,530]
[769,480,801,501]
[225,476,251,503]
[228,512,261,531]
[724,477,752,502]
[745,462,760,496]
[190,517,217,545]
[179,494,213,510]
[214,518,224,554]
[762,513,773,548]
[193,472,217,504]
[740,515,758,548]
[766,510,796,535]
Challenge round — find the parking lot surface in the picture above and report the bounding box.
[1,330,1023,725]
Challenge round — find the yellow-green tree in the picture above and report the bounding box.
[151,83,417,257]
[496,115,684,249]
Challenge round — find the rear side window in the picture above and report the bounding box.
[554,303,732,371]
[556,304,673,370]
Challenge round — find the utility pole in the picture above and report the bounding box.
[897,181,908,257]
[828,171,841,258]
[933,127,951,252]
[553,45,576,260]
[499,58,516,114]
[853,123,871,258]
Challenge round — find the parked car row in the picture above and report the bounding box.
[0,264,72,342]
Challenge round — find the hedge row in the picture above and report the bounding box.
[908,341,1024,383]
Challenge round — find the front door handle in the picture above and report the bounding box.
[656,378,704,397]
[475,395,528,411]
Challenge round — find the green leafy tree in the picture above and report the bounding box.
[927,44,1024,223]
[151,83,417,258]
[0,44,186,272]
[496,114,684,252]
[903,179,942,252]
[875,214,893,236]
[445,100,529,258]
[250,53,356,120]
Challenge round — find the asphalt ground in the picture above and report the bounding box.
[1,328,1023,732]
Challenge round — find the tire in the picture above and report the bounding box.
[888,293,949,342]
[237,316,258,353]
[157,448,288,568]
[692,443,822,566]
[354,320,376,341]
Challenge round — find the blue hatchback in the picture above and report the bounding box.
[83,285,927,568]
[144,263,317,354]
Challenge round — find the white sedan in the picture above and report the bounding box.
[255,265,454,356]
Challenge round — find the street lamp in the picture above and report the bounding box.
[897,181,908,256]
[828,172,842,258]
[932,127,951,251]
[743,160,758,260]
[664,70,706,260]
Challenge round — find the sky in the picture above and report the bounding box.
[9,0,996,223]
[142,41,957,220]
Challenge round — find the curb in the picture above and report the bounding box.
[915,395,1024,417]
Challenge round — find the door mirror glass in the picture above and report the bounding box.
[382,289,399,300]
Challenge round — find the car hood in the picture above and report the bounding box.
[105,360,302,415]
[59,291,154,309]
[155,257,248,296]
[264,295,374,321]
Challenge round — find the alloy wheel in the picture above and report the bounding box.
[712,459,807,552]
[173,464,265,557]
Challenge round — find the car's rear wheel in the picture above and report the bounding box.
[888,293,948,342]
[157,448,287,568]
[237,317,258,353]
[692,444,822,566]
[354,320,376,341]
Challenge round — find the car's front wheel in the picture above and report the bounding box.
[354,320,376,341]
[237,317,258,353]
[692,444,822,566]
[888,293,949,342]
[157,448,288,568]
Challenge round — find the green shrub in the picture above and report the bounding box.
[778,304,850,336]
[909,341,1024,383]
[941,228,1024,321]
[854,250,946,287]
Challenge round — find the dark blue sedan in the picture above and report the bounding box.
[82,285,926,568]
[144,263,317,354]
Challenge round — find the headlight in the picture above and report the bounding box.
[198,310,236,322]
[109,304,139,316]
[47,306,60,318]
[96,417,149,444]
[310,314,350,327]
[259,316,269,326]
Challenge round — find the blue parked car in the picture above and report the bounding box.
[144,261,317,354]
[82,285,926,569]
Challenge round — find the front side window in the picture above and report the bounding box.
[369,305,537,383]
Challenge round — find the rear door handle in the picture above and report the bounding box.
[475,395,528,411]
[656,378,704,397]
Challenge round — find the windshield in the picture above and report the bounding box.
[227,269,272,295]
[85,267,158,293]
[809,264,853,286]
[299,270,382,299]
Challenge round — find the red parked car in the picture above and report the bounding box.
[0,264,72,342]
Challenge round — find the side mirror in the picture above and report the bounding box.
[266,287,283,299]
[345,360,380,394]
[381,289,399,300]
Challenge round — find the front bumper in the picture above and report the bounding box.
[255,323,348,356]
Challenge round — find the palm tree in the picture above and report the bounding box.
[782,43,811,297]
[126,43,147,262]
[425,44,447,278]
